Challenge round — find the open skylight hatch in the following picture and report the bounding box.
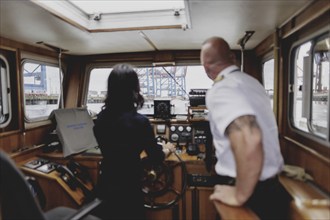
[31,0,191,32]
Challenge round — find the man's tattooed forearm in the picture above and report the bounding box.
[225,115,260,136]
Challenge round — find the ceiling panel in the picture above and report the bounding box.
[0,0,310,55]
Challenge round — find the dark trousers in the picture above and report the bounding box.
[92,181,146,220]
[214,175,292,220]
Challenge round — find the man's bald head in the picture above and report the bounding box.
[200,37,235,80]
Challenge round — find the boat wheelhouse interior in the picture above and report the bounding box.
[0,0,329,219]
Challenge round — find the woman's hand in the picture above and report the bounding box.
[162,142,176,157]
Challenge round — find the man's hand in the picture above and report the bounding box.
[209,184,244,206]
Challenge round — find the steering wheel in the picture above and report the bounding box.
[141,137,187,210]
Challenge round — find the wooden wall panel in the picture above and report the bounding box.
[0,37,59,59]
[255,33,275,57]
[0,125,53,154]
[64,58,85,108]
[279,0,330,38]
[24,125,54,147]
[281,137,330,192]
[0,132,21,153]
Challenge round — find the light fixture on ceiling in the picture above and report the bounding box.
[174,9,180,16]
[91,12,102,21]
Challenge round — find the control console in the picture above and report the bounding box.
[24,158,57,173]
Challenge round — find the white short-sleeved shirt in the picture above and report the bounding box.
[206,65,284,180]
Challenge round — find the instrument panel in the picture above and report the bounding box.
[152,120,210,156]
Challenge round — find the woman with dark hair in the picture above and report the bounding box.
[93,63,174,220]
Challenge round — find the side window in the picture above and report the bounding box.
[262,59,275,109]
[0,55,11,127]
[22,61,62,121]
[290,33,330,141]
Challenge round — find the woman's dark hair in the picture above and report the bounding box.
[103,63,144,112]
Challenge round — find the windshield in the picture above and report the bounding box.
[87,65,213,116]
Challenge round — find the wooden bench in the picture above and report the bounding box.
[213,201,260,220]
[212,175,330,220]
[279,175,330,220]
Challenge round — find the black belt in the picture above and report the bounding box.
[213,175,279,187]
[212,175,236,185]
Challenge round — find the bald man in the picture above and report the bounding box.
[200,37,290,220]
